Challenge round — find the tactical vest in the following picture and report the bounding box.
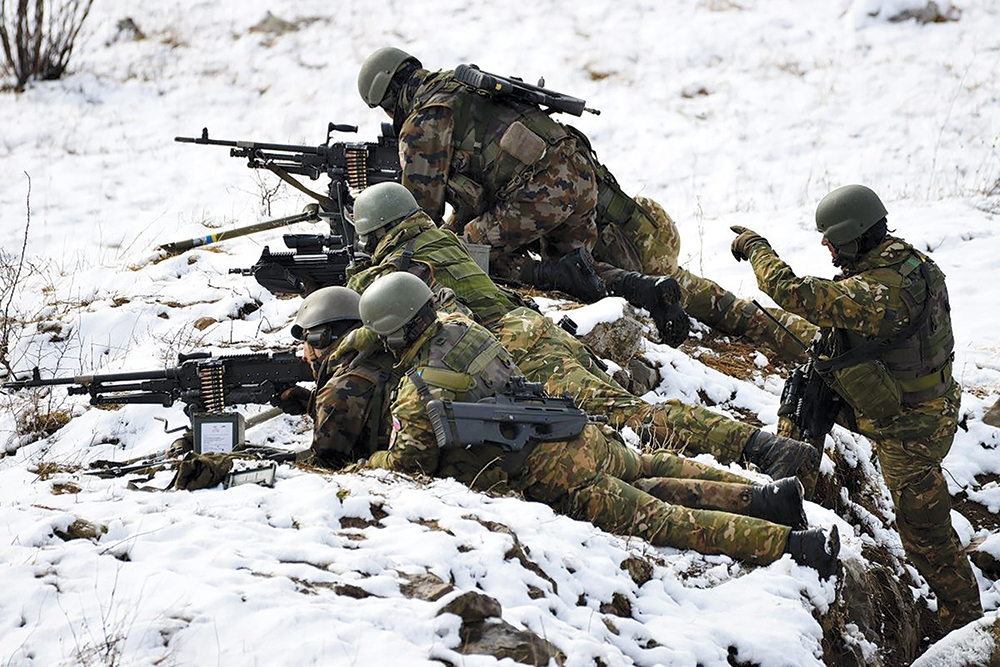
[325,327,399,457]
[830,245,954,405]
[408,315,518,402]
[408,71,573,214]
[387,219,519,325]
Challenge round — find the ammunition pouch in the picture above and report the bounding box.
[819,359,901,421]
[446,173,486,224]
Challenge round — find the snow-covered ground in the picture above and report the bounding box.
[1,0,999,665]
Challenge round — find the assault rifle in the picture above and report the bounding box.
[425,377,589,455]
[3,350,313,453]
[454,64,600,117]
[752,301,842,439]
[173,122,402,248]
[229,233,354,295]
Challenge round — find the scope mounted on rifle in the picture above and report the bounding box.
[454,64,600,117]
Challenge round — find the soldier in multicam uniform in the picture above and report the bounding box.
[730,184,982,633]
[289,283,811,526]
[358,271,840,573]
[277,286,399,467]
[357,47,689,347]
[347,182,820,487]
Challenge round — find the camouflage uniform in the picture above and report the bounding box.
[306,327,399,466]
[744,235,982,631]
[394,69,597,279]
[349,211,761,466]
[369,311,791,562]
[597,194,815,362]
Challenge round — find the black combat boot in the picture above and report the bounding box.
[742,430,819,482]
[608,272,690,347]
[528,248,607,302]
[748,477,808,530]
[784,525,840,579]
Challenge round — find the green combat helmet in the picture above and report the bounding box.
[358,47,421,108]
[815,184,888,261]
[353,182,420,247]
[359,271,433,336]
[291,286,361,347]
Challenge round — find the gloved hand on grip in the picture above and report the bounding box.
[275,386,312,416]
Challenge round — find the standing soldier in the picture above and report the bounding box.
[356,47,689,346]
[346,182,820,485]
[730,184,982,633]
[357,271,839,573]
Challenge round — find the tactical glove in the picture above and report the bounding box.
[171,452,235,491]
[654,302,691,348]
[275,386,312,416]
[730,225,770,262]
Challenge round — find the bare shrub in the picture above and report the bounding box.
[0,0,95,92]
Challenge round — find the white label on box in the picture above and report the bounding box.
[199,422,234,453]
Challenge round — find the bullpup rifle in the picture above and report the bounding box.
[425,377,590,453]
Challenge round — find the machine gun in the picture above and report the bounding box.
[454,64,600,117]
[3,350,313,453]
[425,377,589,455]
[173,122,401,248]
[229,233,353,295]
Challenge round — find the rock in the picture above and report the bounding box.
[193,316,216,331]
[984,397,1000,428]
[456,618,562,666]
[249,11,298,35]
[108,18,145,45]
[400,572,453,602]
[439,592,562,667]
[599,592,632,618]
[581,312,644,366]
[437,590,502,623]
[627,357,661,393]
[620,554,654,587]
[912,613,1000,666]
[813,552,924,666]
[971,549,1000,580]
[54,518,107,542]
[886,1,960,24]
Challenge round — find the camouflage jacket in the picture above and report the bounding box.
[396,69,574,225]
[368,312,520,484]
[311,326,399,465]
[346,211,520,325]
[747,235,955,404]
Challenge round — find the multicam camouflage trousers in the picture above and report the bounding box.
[862,383,982,633]
[464,140,598,280]
[594,195,817,364]
[492,307,757,464]
[781,381,982,633]
[512,425,790,563]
